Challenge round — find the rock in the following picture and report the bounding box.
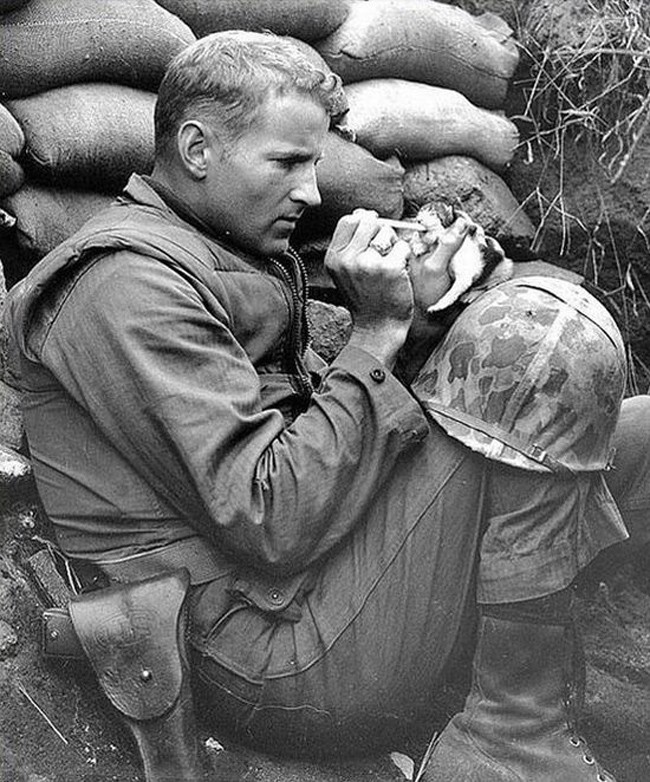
[0,443,32,493]
[307,300,352,363]
[0,379,24,452]
[0,574,16,620]
[0,618,17,657]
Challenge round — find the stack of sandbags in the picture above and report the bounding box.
[0,0,535,286]
[0,0,195,272]
[315,0,519,109]
[297,0,534,266]
[316,0,521,171]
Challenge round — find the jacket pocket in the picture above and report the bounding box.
[228,567,316,623]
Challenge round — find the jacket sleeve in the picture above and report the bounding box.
[41,252,431,575]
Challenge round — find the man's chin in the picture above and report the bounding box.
[263,232,292,258]
[234,233,290,259]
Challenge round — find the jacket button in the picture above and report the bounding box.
[268,588,284,605]
[370,368,386,383]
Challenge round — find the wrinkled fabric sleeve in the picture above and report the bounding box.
[41,252,430,575]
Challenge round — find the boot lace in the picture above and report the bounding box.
[563,631,616,782]
[567,733,616,781]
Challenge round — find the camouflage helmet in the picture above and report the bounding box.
[412,275,626,474]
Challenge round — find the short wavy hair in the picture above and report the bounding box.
[154,30,346,159]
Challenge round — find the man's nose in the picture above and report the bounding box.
[292,166,321,208]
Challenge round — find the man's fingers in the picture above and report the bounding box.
[327,209,377,251]
[328,209,376,251]
[387,239,410,266]
[369,224,397,255]
[328,214,360,250]
[365,237,410,268]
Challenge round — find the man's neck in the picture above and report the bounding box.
[143,175,220,240]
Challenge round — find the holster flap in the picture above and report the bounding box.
[42,607,85,659]
[69,569,190,721]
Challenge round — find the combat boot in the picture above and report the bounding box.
[421,597,616,781]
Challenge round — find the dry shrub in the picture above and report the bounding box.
[515,0,650,392]
[519,0,650,183]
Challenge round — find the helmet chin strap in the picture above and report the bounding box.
[422,398,578,477]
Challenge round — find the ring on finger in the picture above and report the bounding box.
[369,241,392,256]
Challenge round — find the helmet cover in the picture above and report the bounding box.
[412,276,626,473]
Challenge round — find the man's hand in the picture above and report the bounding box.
[325,209,413,369]
[396,214,474,384]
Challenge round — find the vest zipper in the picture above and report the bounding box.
[269,249,313,400]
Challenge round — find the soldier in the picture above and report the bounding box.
[4,30,649,782]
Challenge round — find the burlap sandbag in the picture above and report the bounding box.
[404,156,536,259]
[0,104,24,198]
[7,85,156,191]
[315,0,519,109]
[0,152,24,198]
[0,0,195,99]
[0,103,23,156]
[1,184,113,261]
[343,79,519,172]
[155,0,350,42]
[294,131,404,241]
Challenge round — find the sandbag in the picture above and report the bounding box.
[7,84,156,191]
[403,156,537,259]
[1,184,114,261]
[0,152,24,197]
[0,0,195,99]
[154,0,350,42]
[343,79,519,172]
[294,131,404,239]
[0,103,23,156]
[0,104,24,198]
[315,0,519,109]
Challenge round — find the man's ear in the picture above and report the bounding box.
[177,120,217,179]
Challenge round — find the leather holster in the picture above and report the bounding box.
[53,569,210,782]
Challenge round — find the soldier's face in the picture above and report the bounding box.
[203,91,329,258]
